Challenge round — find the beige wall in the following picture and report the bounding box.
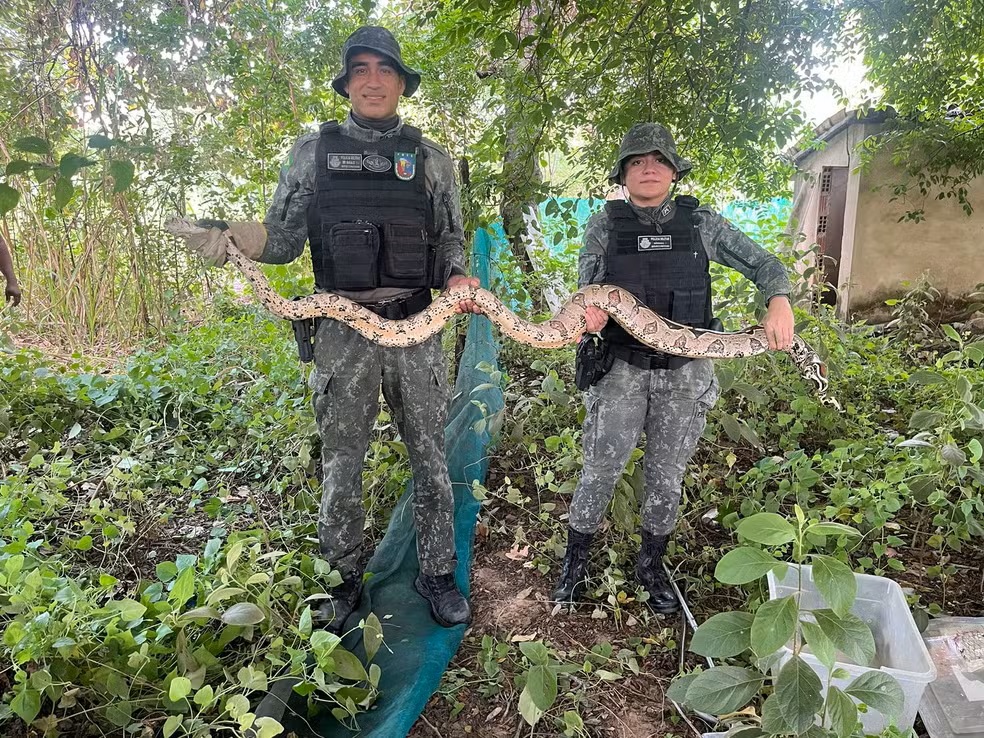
[849,148,984,312]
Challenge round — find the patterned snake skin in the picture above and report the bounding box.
[166,218,838,407]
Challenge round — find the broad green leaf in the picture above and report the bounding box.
[809,522,862,539]
[53,176,74,209]
[941,443,967,467]
[519,684,545,726]
[732,381,768,404]
[29,670,51,691]
[775,655,824,734]
[58,153,96,178]
[105,700,133,726]
[666,673,698,703]
[110,159,135,193]
[5,160,32,176]
[169,676,192,702]
[179,606,220,620]
[163,715,183,738]
[363,612,382,661]
[814,609,876,666]
[690,611,754,658]
[909,410,945,430]
[943,324,962,342]
[11,687,41,723]
[225,694,250,719]
[194,685,215,707]
[238,666,268,691]
[525,664,558,711]
[684,666,764,714]
[956,375,973,401]
[810,555,856,617]
[254,716,285,738]
[207,585,247,605]
[298,606,313,638]
[0,183,21,216]
[761,693,793,734]
[88,134,115,149]
[221,602,265,625]
[826,686,859,738]
[719,412,743,442]
[751,595,798,656]
[170,565,195,606]
[226,540,244,570]
[907,370,947,385]
[34,165,57,183]
[519,640,550,665]
[13,136,50,155]
[801,619,837,670]
[736,512,796,545]
[714,547,780,585]
[109,598,146,621]
[845,671,904,719]
[311,630,341,652]
[970,439,983,464]
[331,648,368,681]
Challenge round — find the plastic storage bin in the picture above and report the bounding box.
[918,616,984,738]
[767,563,936,734]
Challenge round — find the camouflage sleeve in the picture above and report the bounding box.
[577,211,609,288]
[697,208,792,302]
[423,141,467,284]
[259,134,318,265]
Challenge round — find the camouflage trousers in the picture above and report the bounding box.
[569,357,719,536]
[309,319,456,578]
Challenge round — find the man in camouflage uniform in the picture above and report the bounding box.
[553,123,794,613]
[176,26,478,632]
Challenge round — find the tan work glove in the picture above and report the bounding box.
[167,217,267,267]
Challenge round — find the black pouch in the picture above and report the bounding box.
[380,221,428,284]
[575,336,614,391]
[669,288,707,327]
[327,222,379,291]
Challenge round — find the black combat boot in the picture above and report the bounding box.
[316,572,364,634]
[636,530,680,614]
[551,527,594,603]
[414,573,472,627]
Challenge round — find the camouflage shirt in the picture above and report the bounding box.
[578,197,792,302]
[260,112,467,302]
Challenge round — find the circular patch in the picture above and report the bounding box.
[363,154,392,173]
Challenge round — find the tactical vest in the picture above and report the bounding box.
[601,196,712,355]
[307,122,440,292]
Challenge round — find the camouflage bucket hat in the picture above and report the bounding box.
[331,26,422,99]
[608,122,693,184]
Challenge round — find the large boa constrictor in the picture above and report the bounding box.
[166,219,838,407]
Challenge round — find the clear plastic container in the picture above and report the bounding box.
[767,564,936,734]
[919,617,984,738]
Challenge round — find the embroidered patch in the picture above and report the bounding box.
[327,153,363,171]
[395,151,416,180]
[363,154,392,173]
[638,235,672,251]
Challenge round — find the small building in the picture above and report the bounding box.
[789,108,984,319]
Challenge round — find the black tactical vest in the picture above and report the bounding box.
[601,196,712,352]
[307,122,439,292]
